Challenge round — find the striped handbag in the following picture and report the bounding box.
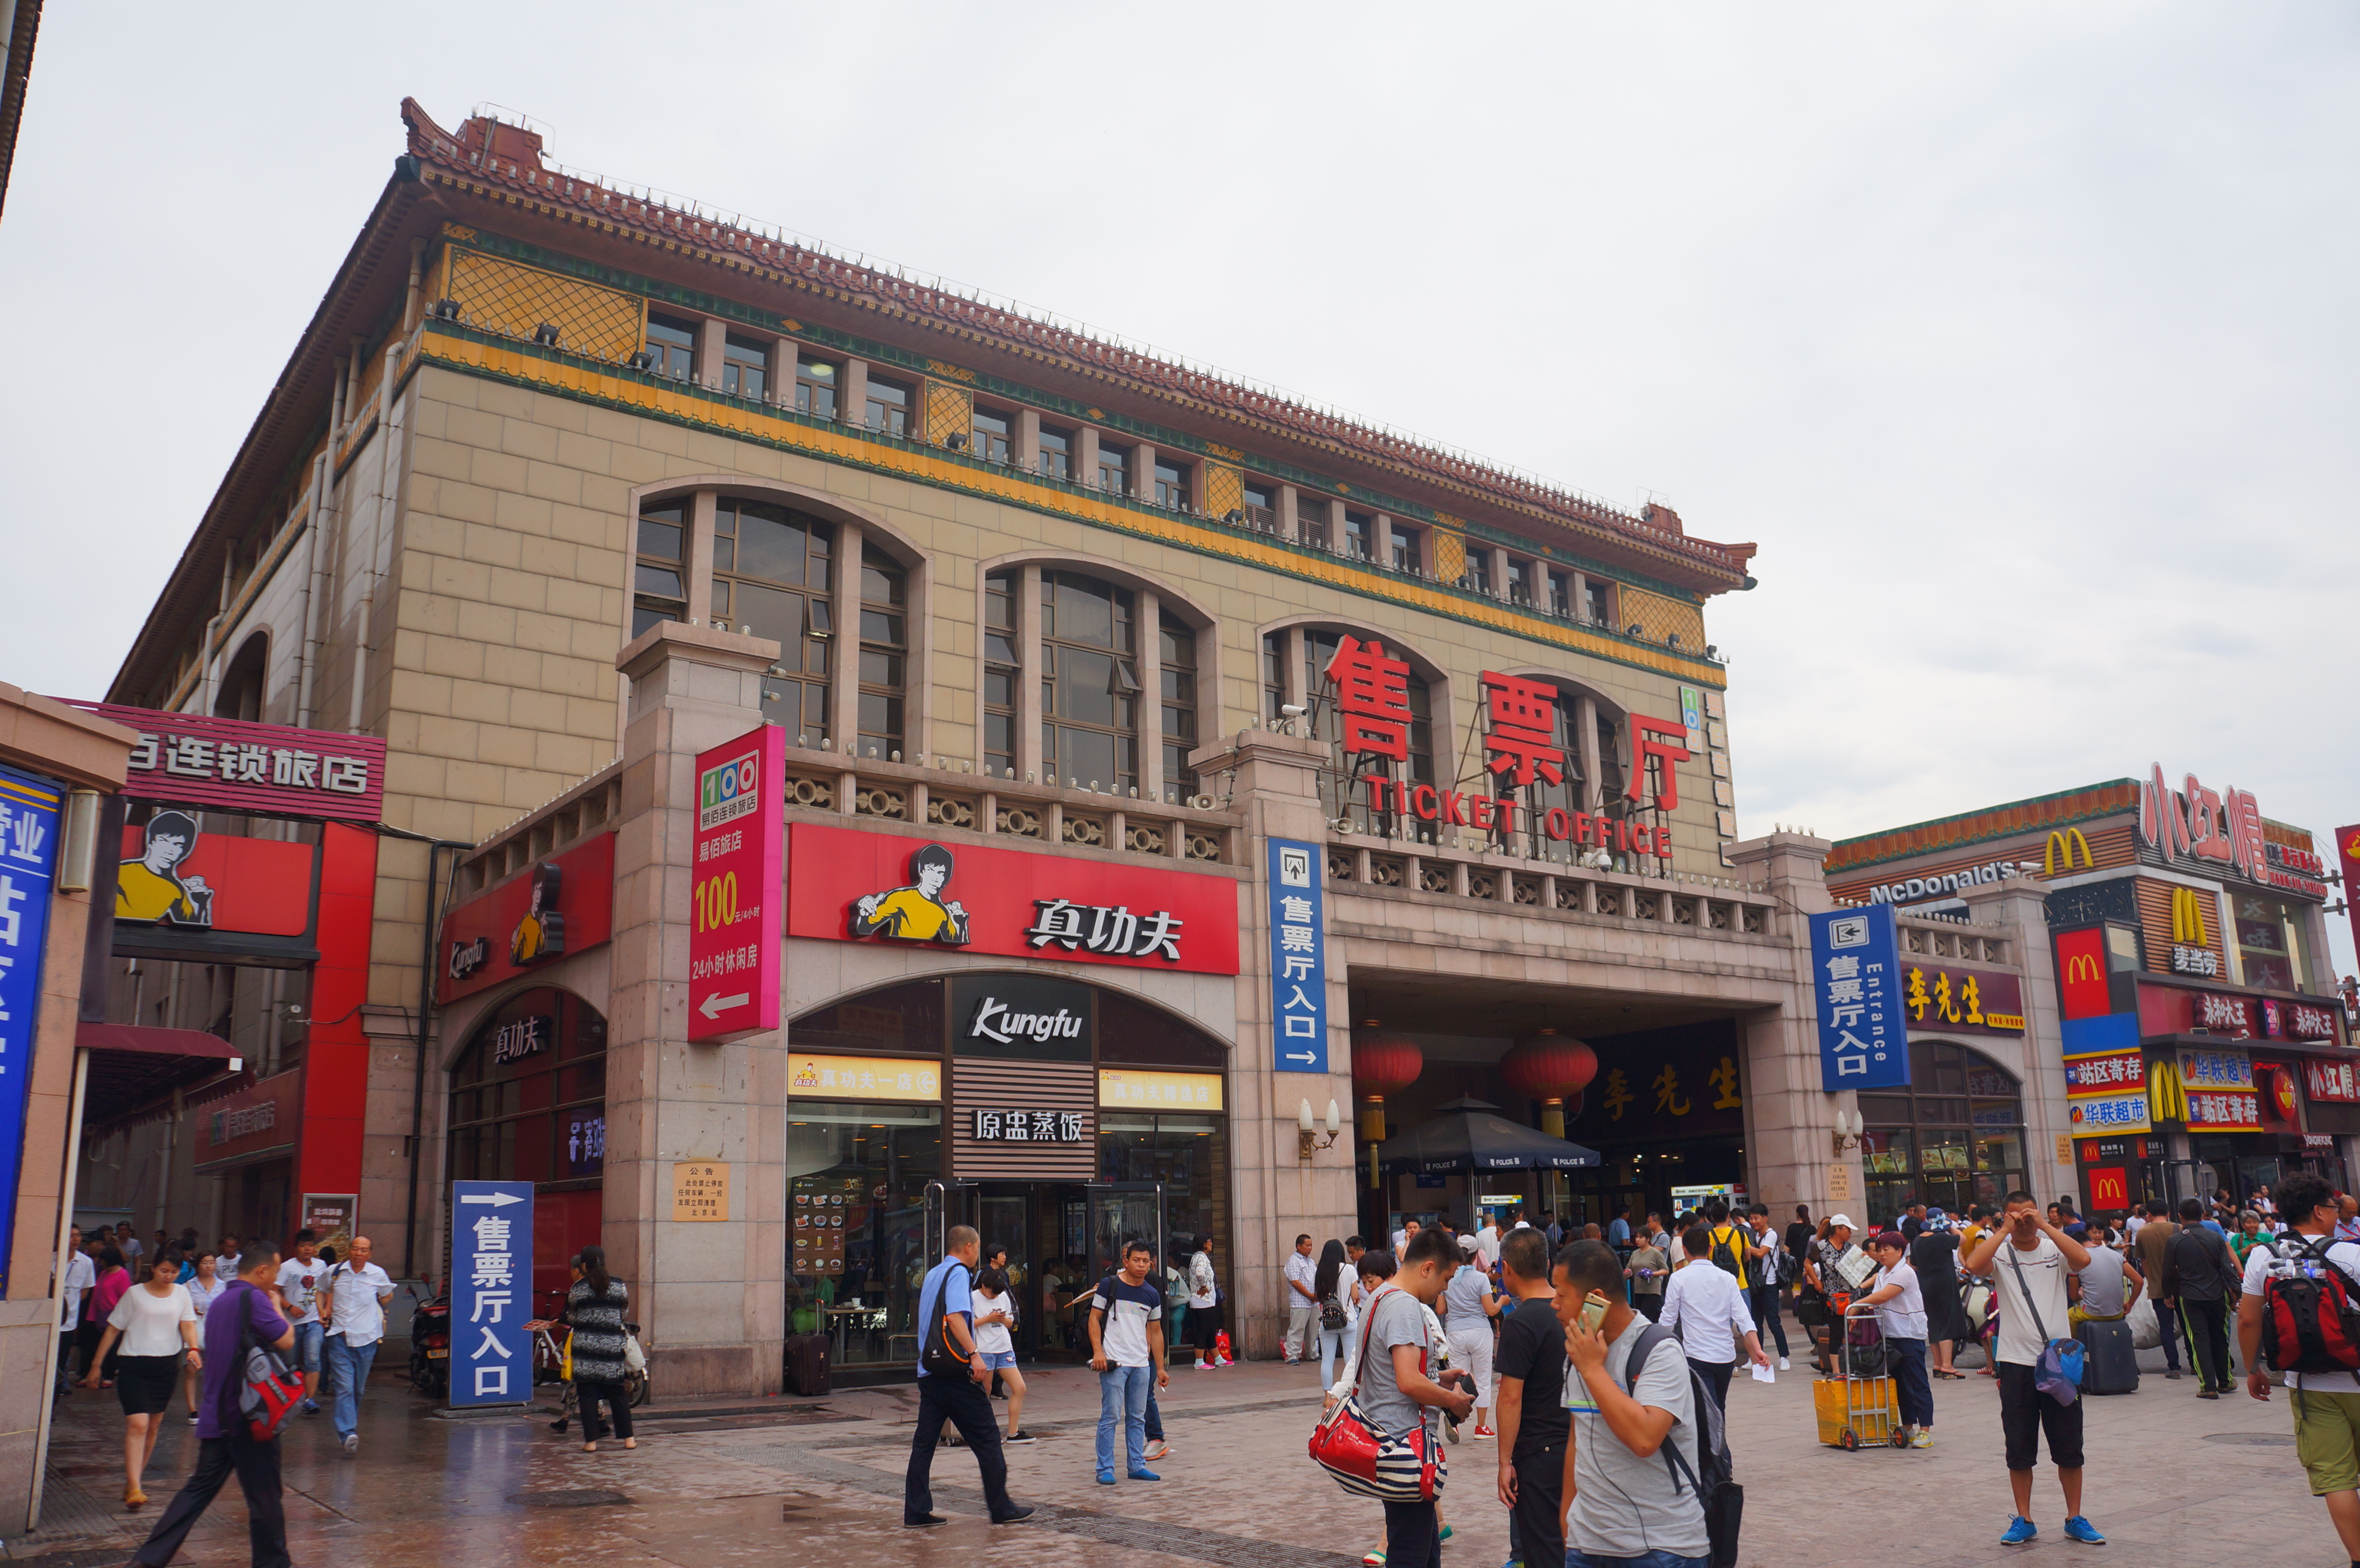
[1308,1285,1445,1502]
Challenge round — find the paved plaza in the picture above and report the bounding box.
[9,1340,2347,1568]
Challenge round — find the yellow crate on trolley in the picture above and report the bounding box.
[1813,1372,1900,1449]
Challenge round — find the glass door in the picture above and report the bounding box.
[976,1188,1032,1351]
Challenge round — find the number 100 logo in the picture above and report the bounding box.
[700,750,759,831]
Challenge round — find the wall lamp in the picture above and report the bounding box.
[1298,1098,1342,1161]
[1831,1106,1866,1156]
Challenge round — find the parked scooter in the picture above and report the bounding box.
[407,1284,452,1398]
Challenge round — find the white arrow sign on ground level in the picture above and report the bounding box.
[1283,1051,1317,1064]
[458,1191,523,1206]
[699,991,750,1020]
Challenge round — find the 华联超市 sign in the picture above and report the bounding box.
[787,822,1240,976]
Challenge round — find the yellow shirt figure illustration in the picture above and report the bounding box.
[115,811,212,926]
[851,846,970,944]
[116,861,204,923]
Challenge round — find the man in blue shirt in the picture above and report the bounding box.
[132,1240,296,1568]
[904,1225,1032,1528]
[1605,1212,1631,1248]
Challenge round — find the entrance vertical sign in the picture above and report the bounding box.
[449,1179,532,1406]
[1809,905,1909,1091]
[1268,839,1327,1073]
[0,765,62,1293]
[689,725,784,1044]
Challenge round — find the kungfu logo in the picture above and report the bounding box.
[967,996,1085,1046]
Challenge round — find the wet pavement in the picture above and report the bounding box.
[7,1337,2348,1567]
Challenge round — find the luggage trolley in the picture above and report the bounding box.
[1814,1296,1906,1452]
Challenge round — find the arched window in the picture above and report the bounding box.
[1265,627,1437,831]
[715,498,835,741]
[1509,678,1628,827]
[1856,1041,2025,1220]
[213,634,269,723]
[1041,571,1140,794]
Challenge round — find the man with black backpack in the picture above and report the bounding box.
[1553,1238,1735,1568]
[2237,1169,2360,1565]
[130,1240,296,1568]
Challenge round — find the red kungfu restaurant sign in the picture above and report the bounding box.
[787,821,1241,976]
[437,832,616,1005]
[66,702,386,822]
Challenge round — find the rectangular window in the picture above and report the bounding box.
[1549,570,1574,617]
[1389,521,1421,573]
[1153,456,1190,511]
[1504,557,1530,604]
[1262,632,1288,723]
[1037,424,1072,480]
[1161,616,1198,802]
[1097,441,1132,496]
[1460,546,1491,593]
[1297,496,1330,550]
[1041,572,1139,793]
[1342,508,1374,560]
[1585,578,1613,627]
[983,572,1018,778]
[1241,479,1278,533]
[866,374,912,437]
[631,502,688,638]
[857,546,907,758]
[795,354,839,418]
[972,407,1012,464]
[715,499,834,742]
[645,313,697,380]
[721,333,769,400]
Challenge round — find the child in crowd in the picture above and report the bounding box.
[971,1269,1032,1445]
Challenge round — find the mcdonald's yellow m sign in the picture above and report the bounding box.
[2064,951,2103,987]
[2170,886,2210,946]
[2044,828,2095,876]
[2149,1059,2188,1124]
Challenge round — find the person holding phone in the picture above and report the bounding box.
[1965,1191,2100,1546]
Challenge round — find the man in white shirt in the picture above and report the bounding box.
[1658,1223,1768,1412]
[215,1235,242,1282]
[1474,1211,1502,1267]
[2238,1170,2360,1562]
[56,1225,94,1398]
[320,1234,394,1455]
[1281,1234,1319,1365]
[275,1229,329,1415]
[1966,1190,2101,1547]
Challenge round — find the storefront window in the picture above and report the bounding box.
[2232,894,2313,992]
[1857,1041,2025,1221]
[446,987,607,1311]
[788,1102,942,1369]
[1099,1113,1228,1271]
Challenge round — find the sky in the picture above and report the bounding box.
[3,5,2355,963]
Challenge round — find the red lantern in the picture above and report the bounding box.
[1501,1029,1598,1102]
[1351,1021,1424,1097]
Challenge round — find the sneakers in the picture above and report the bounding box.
[340,1433,359,1457]
[2063,1516,2106,1544]
[1004,1430,1036,1445]
[2000,1516,2038,1545]
[1127,1468,1161,1482]
[2164,1367,2182,1380]
[1909,1429,1933,1449]
[1471,1424,1496,1440]
[1217,1355,1233,1366]
[1362,1554,1385,1568]
[185,1413,199,1426]
[1779,1356,1791,1371]
[990,1505,1035,1524]
[1096,1469,1116,1486]
[1194,1360,1215,1371]
[2198,1388,2220,1400]
[1143,1440,1170,1460]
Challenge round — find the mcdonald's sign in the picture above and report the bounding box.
[2054,926,2113,1020]
[2043,828,2095,877]
[2148,1058,2188,1124]
[2168,885,2222,977]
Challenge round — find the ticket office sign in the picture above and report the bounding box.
[449,1181,533,1407]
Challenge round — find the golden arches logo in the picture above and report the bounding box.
[2149,1060,2188,1124]
[2064,953,2102,986]
[2170,886,2210,946]
[2043,828,2094,876]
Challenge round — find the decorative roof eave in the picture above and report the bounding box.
[399,99,1755,596]
[107,162,442,705]
[1823,780,2142,877]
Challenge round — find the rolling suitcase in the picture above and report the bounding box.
[785,1331,831,1396]
[2078,1318,2139,1395]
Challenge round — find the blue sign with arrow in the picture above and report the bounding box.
[1268,839,1328,1074]
[449,1180,533,1406]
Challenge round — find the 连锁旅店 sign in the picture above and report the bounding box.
[65,702,386,822]
[788,822,1239,976]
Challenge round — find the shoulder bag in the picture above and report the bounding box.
[231,1284,306,1441]
[2004,1245,2083,1402]
[919,1261,974,1379]
[1307,1284,1445,1502]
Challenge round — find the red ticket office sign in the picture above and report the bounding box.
[787,821,1241,977]
[688,725,785,1044]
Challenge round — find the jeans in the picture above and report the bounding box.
[2182,1297,2233,1389]
[1510,1443,1564,1568]
[132,1435,288,1568]
[577,1377,633,1442]
[1750,1283,1789,1357]
[905,1372,1015,1521]
[2151,1294,2183,1371]
[1889,1335,1932,1426]
[326,1336,379,1439]
[1096,1363,1151,1475]
[1381,1496,1440,1568]
[1145,1385,1164,1444]
[1688,1355,1736,1411]
[1564,1552,1709,1568]
[291,1321,324,1375]
[1316,1326,1345,1386]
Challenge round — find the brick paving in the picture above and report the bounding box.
[4,1342,2346,1567]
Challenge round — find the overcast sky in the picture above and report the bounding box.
[4,6,2354,965]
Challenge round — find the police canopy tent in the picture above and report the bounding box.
[1376,1096,1601,1173]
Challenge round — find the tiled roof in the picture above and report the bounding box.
[400,99,1756,590]
[1824,780,2141,876]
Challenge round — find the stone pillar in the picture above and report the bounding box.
[607,622,787,1398]
[694,318,727,392]
[1132,441,1156,502]
[1278,485,1300,542]
[1964,875,2075,1200]
[685,490,718,626]
[1576,695,1603,812]
[1186,728,1353,1358]
[841,358,869,429]
[1075,427,1101,490]
[1013,407,1040,474]
[1725,830,1847,1217]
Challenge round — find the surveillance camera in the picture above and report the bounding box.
[1281,703,1306,716]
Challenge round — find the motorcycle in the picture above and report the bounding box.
[406,1285,451,1398]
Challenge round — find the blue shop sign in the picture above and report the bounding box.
[1810,906,1910,1091]
[0,765,63,1294]
[1267,839,1327,1074]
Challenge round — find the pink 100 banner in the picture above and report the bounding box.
[688,724,784,1044]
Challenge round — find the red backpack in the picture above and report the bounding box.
[2260,1234,2360,1376]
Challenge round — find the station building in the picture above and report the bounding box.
[82,100,1890,1395]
